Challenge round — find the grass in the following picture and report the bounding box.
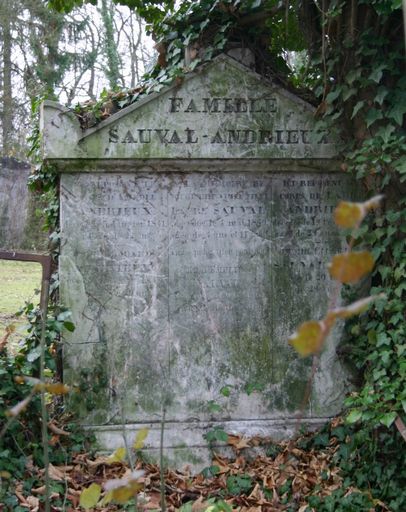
[0,260,42,348]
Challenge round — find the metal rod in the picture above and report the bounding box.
[0,250,52,511]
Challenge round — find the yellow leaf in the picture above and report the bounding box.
[334,201,364,228]
[33,382,70,394]
[107,446,127,464]
[288,320,326,357]
[99,490,114,506]
[79,483,101,510]
[334,195,383,229]
[45,383,70,395]
[0,471,11,479]
[104,471,144,504]
[111,482,143,504]
[133,427,149,450]
[328,251,374,284]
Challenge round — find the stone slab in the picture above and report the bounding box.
[0,158,47,251]
[60,168,354,464]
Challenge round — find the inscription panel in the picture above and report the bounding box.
[61,171,353,425]
[42,56,339,161]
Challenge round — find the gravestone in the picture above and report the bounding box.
[0,157,47,251]
[41,55,355,467]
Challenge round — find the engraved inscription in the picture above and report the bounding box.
[106,95,330,148]
[60,170,353,424]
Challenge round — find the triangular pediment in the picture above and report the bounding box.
[41,54,338,160]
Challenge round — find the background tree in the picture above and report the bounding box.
[0,0,152,158]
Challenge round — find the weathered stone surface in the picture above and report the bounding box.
[42,55,339,161]
[61,169,354,463]
[0,158,47,251]
[42,54,356,468]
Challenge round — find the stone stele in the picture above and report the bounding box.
[41,54,356,468]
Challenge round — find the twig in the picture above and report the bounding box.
[294,221,360,433]
[160,407,167,512]
[395,415,406,442]
[39,277,51,512]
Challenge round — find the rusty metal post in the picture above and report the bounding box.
[0,250,52,512]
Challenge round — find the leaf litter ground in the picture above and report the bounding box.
[6,417,370,512]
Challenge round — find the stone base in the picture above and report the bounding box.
[87,417,330,471]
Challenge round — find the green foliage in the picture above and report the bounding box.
[342,203,406,428]
[300,421,406,511]
[301,0,405,483]
[204,427,229,445]
[305,489,376,512]
[66,0,308,127]
[226,474,252,495]
[179,498,233,512]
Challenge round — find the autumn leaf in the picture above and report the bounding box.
[107,446,127,463]
[99,490,114,506]
[334,201,364,228]
[48,421,70,436]
[104,470,144,504]
[79,483,101,509]
[45,383,70,394]
[334,195,383,228]
[34,382,70,394]
[328,251,374,283]
[133,427,149,450]
[288,320,326,357]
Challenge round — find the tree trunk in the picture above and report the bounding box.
[1,0,14,155]
[100,0,122,89]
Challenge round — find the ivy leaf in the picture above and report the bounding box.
[351,100,365,118]
[27,347,41,363]
[107,447,126,464]
[220,386,231,397]
[388,105,405,125]
[375,87,388,105]
[79,483,101,510]
[394,156,406,175]
[365,108,383,128]
[368,66,385,83]
[346,410,362,423]
[207,400,222,413]
[328,252,375,284]
[326,88,342,103]
[342,87,357,101]
[63,321,75,332]
[379,412,397,428]
[288,320,326,357]
[133,427,149,450]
